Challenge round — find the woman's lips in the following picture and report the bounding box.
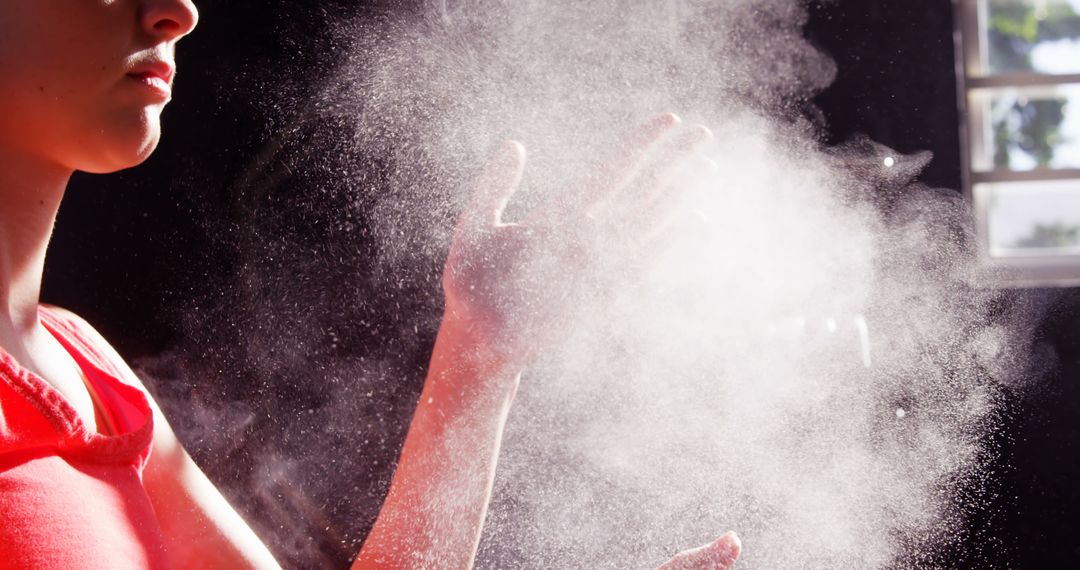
[125,60,174,101]
[126,72,172,100]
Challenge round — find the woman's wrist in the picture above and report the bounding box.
[427,308,524,403]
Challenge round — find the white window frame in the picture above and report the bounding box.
[955,0,1080,286]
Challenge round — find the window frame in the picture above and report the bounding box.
[955,0,1080,286]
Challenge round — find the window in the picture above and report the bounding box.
[957,0,1080,285]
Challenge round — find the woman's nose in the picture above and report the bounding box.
[140,0,199,42]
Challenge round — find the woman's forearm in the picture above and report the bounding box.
[353,314,521,569]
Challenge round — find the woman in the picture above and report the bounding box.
[0,1,741,568]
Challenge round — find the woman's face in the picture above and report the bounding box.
[0,0,198,174]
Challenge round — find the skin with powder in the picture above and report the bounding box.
[0,1,741,568]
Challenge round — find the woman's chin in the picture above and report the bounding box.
[77,131,161,174]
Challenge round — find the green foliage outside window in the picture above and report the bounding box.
[1013,220,1080,248]
[988,0,1080,72]
[993,97,1068,168]
[987,0,1079,169]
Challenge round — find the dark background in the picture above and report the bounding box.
[39,0,1080,567]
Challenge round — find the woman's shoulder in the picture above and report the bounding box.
[38,304,187,461]
[39,304,106,336]
[37,304,145,389]
[39,304,105,339]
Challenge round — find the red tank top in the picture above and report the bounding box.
[0,306,169,569]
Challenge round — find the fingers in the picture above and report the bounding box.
[656,532,741,570]
[590,121,712,233]
[462,140,527,232]
[576,112,682,214]
[605,124,713,234]
[627,124,714,207]
[633,153,719,242]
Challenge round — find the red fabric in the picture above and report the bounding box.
[0,306,168,569]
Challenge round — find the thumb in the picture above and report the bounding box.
[464,140,526,230]
[657,532,741,570]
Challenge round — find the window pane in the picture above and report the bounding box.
[971,84,1080,170]
[979,180,1080,256]
[985,0,1080,75]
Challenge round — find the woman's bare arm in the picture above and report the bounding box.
[351,315,520,569]
[140,409,283,569]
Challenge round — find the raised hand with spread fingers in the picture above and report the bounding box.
[443,112,713,368]
[354,113,733,569]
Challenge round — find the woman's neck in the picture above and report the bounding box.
[0,152,104,431]
[0,148,71,337]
